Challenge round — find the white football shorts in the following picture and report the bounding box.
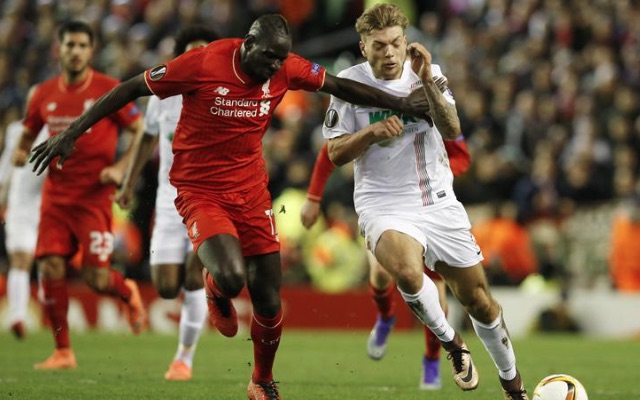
[149,205,192,266]
[359,200,484,270]
[5,166,45,252]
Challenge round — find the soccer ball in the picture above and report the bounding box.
[532,374,588,400]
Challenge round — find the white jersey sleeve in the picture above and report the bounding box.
[0,121,24,184]
[143,95,162,136]
[322,70,358,140]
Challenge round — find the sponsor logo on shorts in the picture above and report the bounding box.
[149,65,167,81]
[437,190,446,199]
[311,63,321,75]
[324,109,338,128]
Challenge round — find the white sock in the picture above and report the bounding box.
[7,269,30,323]
[175,288,207,367]
[399,274,455,342]
[471,312,517,380]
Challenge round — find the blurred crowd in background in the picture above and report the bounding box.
[1,0,639,296]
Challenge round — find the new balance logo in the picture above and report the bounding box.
[214,86,230,96]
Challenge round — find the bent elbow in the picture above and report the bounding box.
[328,152,347,167]
[327,147,346,167]
[443,125,462,140]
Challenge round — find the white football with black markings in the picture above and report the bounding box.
[532,374,588,400]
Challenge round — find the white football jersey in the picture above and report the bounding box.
[143,94,183,211]
[0,120,48,184]
[322,60,457,214]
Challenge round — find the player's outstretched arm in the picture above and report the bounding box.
[320,74,429,117]
[30,74,152,175]
[116,132,159,209]
[301,142,335,229]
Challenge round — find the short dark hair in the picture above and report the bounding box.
[58,20,94,45]
[248,14,290,40]
[174,25,220,57]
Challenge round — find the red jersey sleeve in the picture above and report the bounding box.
[444,135,471,176]
[22,85,45,138]
[284,53,326,92]
[144,48,205,99]
[307,142,335,202]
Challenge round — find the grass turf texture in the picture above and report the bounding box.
[0,330,638,399]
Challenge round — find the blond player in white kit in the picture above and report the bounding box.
[116,25,219,381]
[322,4,529,400]
[1,118,47,338]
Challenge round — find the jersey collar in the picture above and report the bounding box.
[232,45,253,85]
[58,69,94,93]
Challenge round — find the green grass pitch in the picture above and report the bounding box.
[1,329,638,399]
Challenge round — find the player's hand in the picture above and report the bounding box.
[408,43,433,82]
[434,76,448,92]
[407,88,429,116]
[115,185,134,209]
[12,148,29,167]
[29,130,77,175]
[300,199,321,229]
[371,115,404,140]
[100,165,124,186]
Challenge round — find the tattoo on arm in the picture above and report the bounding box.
[422,81,460,139]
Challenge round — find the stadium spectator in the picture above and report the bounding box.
[29,13,432,400]
[17,20,146,370]
[321,4,528,398]
[117,24,223,382]
[472,202,538,286]
[609,196,640,292]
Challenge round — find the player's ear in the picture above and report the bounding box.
[244,34,256,49]
[359,41,366,57]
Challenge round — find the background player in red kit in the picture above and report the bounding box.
[15,21,145,370]
[30,14,430,399]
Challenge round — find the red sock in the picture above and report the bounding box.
[42,279,70,349]
[251,310,283,383]
[425,308,447,360]
[370,283,395,320]
[106,270,132,302]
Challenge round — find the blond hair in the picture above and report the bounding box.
[355,3,409,36]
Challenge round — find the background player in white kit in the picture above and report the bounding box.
[116,25,220,381]
[0,115,47,339]
[322,4,529,400]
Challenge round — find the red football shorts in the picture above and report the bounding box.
[175,186,280,257]
[36,203,114,268]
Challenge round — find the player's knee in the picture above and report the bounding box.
[393,266,423,292]
[465,287,497,322]
[82,268,110,293]
[86,277,110,293]
[214,269,245,298]
[156,284,181,299]
[183,273,204,291]
[38,258,66,280]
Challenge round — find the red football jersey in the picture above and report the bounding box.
[24,69,141,207]
[144,38,326,194]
